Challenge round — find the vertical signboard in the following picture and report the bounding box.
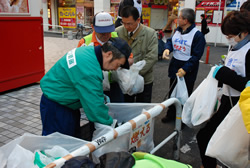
[58,7,76,28]
[76,6,84,24]
[142,7,151,26]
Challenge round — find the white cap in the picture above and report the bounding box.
[94,12,115,33]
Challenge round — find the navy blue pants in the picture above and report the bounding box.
[40,94,81,138]
[104,82,124,102]
[124,83,153,103]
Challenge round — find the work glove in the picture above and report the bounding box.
[245,81,250,88]
[162,49,170,60]
[104,94,110,104]
[212,65,223,78]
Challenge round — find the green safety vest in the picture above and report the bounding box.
[83,32,118,46]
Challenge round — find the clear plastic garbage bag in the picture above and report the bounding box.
[0,132,88,168]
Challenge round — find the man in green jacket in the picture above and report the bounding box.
[116,6,158,103]
[40,37,131,138]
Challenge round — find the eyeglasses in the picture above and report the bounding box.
[121,21,136,27]
[226,32,241,39]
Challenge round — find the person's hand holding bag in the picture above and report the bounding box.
[176,68,186,78]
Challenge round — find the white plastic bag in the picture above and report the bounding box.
[0,132,88,168]
[7,144,38,168]
[116,60,146,96]
[182,66,218,127]
[205,103,250,168]
[102,71,110,91]
[181,79,205,127]
[170,76,188,105]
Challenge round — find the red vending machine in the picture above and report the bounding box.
[0,17,45,92]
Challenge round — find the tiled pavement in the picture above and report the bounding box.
[0,37,80,147]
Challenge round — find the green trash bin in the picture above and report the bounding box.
[132,152,192,168]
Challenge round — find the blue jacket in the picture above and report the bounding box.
[165,24,206,81]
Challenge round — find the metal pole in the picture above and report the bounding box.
[214,0,221,47]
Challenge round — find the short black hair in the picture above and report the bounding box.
[120,6,139,21]
[200,14,205,18]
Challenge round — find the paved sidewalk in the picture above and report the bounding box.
[0,37,79,147]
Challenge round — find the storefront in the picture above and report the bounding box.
[109,0,177,29]
[194,0,245,44]
[42,0,94,31]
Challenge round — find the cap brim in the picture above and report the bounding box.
[94,25,115,33]
[121,59,130,69]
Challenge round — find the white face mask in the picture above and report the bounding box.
[227,37,238,46]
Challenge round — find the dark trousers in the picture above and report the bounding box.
[196,95,239,168]
[104,82,124,102]
[167,77,195,118]
[40,94,81,138]
[124,83,153,103]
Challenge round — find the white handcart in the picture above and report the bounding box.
[45,98,183,168]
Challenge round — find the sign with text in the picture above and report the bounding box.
[142,7,151,27]
[195,0,225,25]
[58,7,76,28]
[129,118,152,149]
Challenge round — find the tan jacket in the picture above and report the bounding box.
[115,24,158,84]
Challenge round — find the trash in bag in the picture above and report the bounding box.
[114,60,146,96]
[0,132,88,168]
[7,144,38,168]
[34,146,70,168]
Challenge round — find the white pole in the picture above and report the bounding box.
[214,0,221,47]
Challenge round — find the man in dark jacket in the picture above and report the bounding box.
[161,8,206,123]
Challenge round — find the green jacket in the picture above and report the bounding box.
[115,24,158,84]
[40,46,113,125]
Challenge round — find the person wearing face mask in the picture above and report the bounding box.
[196,10,250,168]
